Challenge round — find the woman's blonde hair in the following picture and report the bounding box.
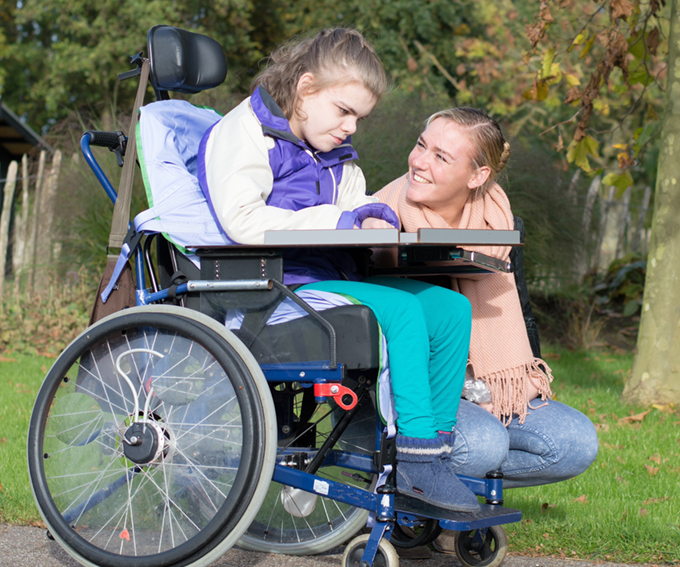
[252,28,387,119]
[426,108,510,197]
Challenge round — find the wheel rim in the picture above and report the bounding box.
[241,385,377,553]
[29,312,266,567]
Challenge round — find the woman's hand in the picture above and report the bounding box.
[360,217,395,230]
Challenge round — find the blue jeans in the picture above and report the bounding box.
[449,398,599,488]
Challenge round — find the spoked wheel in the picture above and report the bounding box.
[342,533,399,567]
[454,526,509,567]
[239,380,378,555]
[391,518,442,548]
[28,306,277,567]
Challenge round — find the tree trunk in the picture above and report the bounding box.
[0,160,18,297]
[624,0,680,406]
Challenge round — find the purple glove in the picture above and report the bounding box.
[352,203,400,228]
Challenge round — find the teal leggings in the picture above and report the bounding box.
[299,277,471,439]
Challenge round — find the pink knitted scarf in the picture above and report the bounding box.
[375,174,552,424]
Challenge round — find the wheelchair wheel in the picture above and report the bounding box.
[391,519,442,548]
[239,382,377,555]
[342,533,399,567]
[28,306,277,567]
[454,526,509,567]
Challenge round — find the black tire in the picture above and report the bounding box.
[28,307,276,567]
[454,526,509,567]
[391,519,442,548]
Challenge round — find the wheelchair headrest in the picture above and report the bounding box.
[147,25,227,94]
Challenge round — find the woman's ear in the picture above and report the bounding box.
[468,166,491,190]
[296,72,316,97]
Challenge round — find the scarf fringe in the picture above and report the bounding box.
[481,358,554,425]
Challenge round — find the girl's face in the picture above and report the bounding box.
[289,73,377,152]
[406,118,489,218]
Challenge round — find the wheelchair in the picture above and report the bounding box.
[27,25,521,567]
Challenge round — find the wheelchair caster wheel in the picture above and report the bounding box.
[342,533,399,567]
[391,518,441,548]
[454,525,508,567]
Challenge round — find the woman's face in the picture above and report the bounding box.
[406,118,486,213]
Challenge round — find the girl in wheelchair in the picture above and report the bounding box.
[198,28,480,513]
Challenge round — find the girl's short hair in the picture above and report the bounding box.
[426,108,511,197]
[252,28,387,119]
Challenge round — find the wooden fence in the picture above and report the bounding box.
[0,150,62,297]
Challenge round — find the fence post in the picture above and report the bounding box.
[28,151,46,291]
[12,154,31,292]
[0,160,19,298]
[34,150,62,285]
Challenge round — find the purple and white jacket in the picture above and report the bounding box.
[198,86,398,284]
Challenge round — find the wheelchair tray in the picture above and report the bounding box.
[395,495,522,531]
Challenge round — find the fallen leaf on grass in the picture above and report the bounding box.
[594,423,609,431]
[541,502,556,513]
[648,454,662,464]
[618,409,651,424]
[0,482,3,492]
[0,437,6,444]
[652,403,675,413]
[572,494,589,504]
[0,356,17,362]
[643,496,669,504]
[644,464,659,476]
[639,508,648,516]
[542,533,550,539]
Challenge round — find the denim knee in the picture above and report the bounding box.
[449,400,509,478]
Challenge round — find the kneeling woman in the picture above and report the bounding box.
[375,108,599,495]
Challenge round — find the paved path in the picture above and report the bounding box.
[0,525,659,567]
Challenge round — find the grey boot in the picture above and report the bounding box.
[395,435,480,513]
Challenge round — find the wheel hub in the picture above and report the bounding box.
[122,421,166,464]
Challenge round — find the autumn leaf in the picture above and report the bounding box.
[644,465,659,476]
[618,409,651,424]
[610,0,634,21]
[639,508,648,516]
[602,171,634,196]
[564,86,582,104]
[643,496,669,504]
[566,136,599,172]
[541,503,556,513]
[572,494,588,504]
[646,27,660,55]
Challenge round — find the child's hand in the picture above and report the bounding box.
[361,217,395,230]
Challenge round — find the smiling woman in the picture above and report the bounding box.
[375,106,598,494]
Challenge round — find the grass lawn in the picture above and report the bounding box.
[504,346,680,564]
[1,346,678,563]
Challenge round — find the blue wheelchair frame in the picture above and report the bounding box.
[80,123,521,566]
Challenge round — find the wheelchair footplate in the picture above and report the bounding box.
[394,495,521,531]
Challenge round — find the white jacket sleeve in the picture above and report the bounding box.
[204,98,352,245]
[335,162,379,211]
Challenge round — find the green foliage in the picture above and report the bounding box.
[593,254,647,317]
[0,0,286,129]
